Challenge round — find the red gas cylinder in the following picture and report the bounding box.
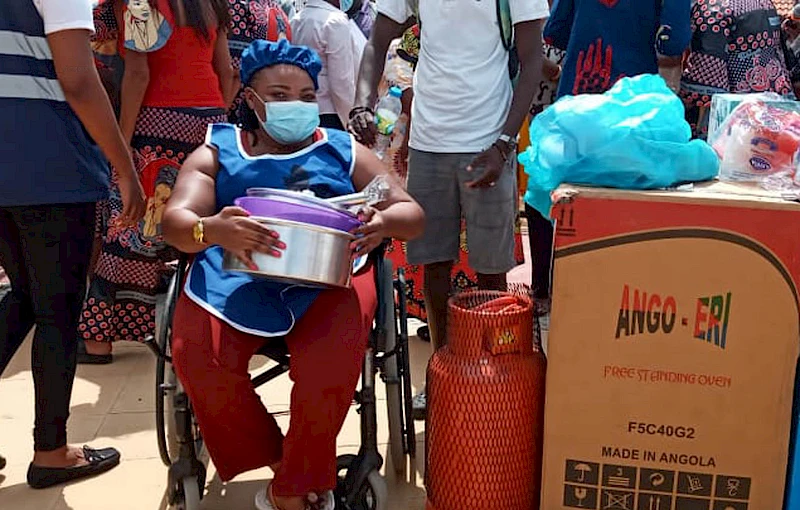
[425,289,547,510]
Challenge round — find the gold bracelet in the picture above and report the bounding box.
[192,218,206,245]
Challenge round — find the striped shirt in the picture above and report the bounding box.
[0,0,109,206]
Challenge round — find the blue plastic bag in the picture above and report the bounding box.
[520,75,719,219]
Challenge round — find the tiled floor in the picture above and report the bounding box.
[0,326,433,510]
[0,241,533,510]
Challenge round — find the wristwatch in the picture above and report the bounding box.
[494,133,518,159]
[192,218,206,245]
[498,133,518,146]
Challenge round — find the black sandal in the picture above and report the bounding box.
[76,341,113,365]
[27,446,120,489]
[0,453,6,470]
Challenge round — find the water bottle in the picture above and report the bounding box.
[374,86,403,160]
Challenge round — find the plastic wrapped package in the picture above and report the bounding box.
[710,97,800,188]
[520,75,719,219]
[707,93,800,141]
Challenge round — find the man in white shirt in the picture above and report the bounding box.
[350,0,548,418]
[292,0,365,129]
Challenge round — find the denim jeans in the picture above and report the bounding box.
[0,203,95,451]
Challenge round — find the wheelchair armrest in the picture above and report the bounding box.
[367,239,390,265]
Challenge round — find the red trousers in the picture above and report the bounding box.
[171,268,376,497]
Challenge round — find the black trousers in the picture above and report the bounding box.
[0,203,95,451]
[524,203,554,300]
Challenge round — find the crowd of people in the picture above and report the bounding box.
[2,0,800,508]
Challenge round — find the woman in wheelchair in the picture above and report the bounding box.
[160,40,424,510]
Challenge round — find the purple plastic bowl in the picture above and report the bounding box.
[235,196,362,232]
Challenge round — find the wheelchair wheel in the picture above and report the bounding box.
[172,475,201,510]
[156,270,181,467]
[379,260,406,476]
[395,269,417,461]
[336,455,388,510]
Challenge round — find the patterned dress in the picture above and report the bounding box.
[774,0,796,16]
[81,0,227,343]
[91,1,124,116]
[680,0,796,138]
[227,0,293,125]
[530,44,566,117]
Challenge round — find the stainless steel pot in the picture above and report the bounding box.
[222,217,355,288]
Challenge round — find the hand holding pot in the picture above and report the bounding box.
[351,206,386,255]
[205,206,286,270]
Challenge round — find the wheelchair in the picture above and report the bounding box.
[145,244,417,510]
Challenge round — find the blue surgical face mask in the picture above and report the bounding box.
[340,0,354,12]
[252,93,320,144]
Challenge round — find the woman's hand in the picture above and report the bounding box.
[205,206,286,269]
[351,206,387,255]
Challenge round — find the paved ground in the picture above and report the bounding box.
[0,326,434,510]
[0,237,533,510]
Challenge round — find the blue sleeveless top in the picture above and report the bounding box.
[184,124,358,337]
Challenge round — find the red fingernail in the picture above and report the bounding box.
[270,249,282,258]
[276,241,286,249]
[269,231,280,239]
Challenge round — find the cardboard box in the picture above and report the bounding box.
[541,182,800,510]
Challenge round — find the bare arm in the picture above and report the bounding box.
[349,14,410,145]
[465,20,545,189]
[542,59,561,82]
[48,28,146,223]
[119,49,150,145]
[353,14,408,112]
[213,29,239,108]
[351,142,424,247]
[501,20,544,139]
[163,143,279,265]
[162,146,220,253]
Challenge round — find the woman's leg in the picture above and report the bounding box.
[0,207,36,374]
[1,204,107,466]
[272,268,377,499]
[170,294,285,481]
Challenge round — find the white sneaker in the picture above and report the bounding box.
[255,485,335,510]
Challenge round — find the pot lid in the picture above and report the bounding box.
[245,188,357,217]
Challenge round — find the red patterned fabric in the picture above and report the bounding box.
[227,0,293,125]
[679,0,795,138]
[80,107,226,343]
[774,0,795,16]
